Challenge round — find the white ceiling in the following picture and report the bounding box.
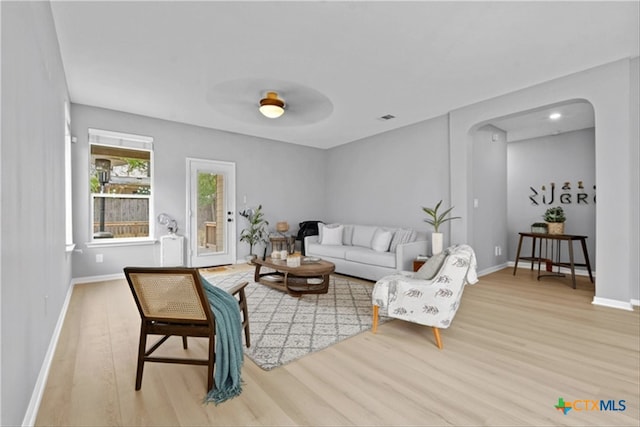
[50,1,639,149]
[488,100,595,142]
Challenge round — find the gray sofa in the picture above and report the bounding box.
[304,223,428,281]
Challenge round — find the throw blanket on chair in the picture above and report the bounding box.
[200,276,244,404]
[374,244,478,328]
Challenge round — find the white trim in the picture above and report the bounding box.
[89,130,154,243]
[85,238,157,249]
[477,263,509,277]
[630,299,639,307]
[88,127,154,147]
[65,243,76,253]
[185,158,237,267]
[508,260,596,277]
[592,297,634,311]
[21,282,75,427]
[91,193,151,200]
[71,272,125,285]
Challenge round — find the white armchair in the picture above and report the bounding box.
[371,244,478,349]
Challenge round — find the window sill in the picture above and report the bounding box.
[86,238,157,248]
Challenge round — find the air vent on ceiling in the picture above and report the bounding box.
[378,114,396,121]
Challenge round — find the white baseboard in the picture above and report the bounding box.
[22,282,75,427]
[477,263,509,277]
[508,260,596,277]
[631,299,640,307]
[71,272,124,285]
[23,273,127,425]
[592,297,634,311]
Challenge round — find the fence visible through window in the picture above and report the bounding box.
[89,129,153,241]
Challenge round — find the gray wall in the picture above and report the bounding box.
[507,128,596,267]
[472,125,508,271]
[450,58,639,307]
[324,115,451,254]
[1,2,71,425]
[71,105,326,278]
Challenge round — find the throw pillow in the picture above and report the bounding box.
[352,225,378,247]
[320,224,344,245]
[318,223,339,243]
[371,229,393,252]
[389,228,417,252]
[342,224,354,246]
[413,251,447,280]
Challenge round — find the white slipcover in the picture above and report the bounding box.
[372,244,478,329]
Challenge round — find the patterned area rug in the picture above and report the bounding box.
[201,270,385,370]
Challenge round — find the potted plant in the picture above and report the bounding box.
[239,205,269,263]
[422,200,461,255]
[530,222,548,234]
[543,206,566,235]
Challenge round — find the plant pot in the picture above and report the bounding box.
[431,232,444,255]
[531,224,548,234]
[546,222,565,235]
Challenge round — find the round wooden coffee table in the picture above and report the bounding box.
[253,257,335,297]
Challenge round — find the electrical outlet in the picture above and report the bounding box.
[96,254,104,263]
[495,246,502,256]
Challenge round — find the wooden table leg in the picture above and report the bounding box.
[537,237,544,277]
[580,237,594,283]
[531,237,542,271]
[254,263,262,282]
[568,239,577,289]
[513,234,525,275]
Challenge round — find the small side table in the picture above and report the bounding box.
[413,259,427,272]
[513,232,594,289]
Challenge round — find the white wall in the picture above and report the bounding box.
[71,105,327,278]
[630,57,639,303]
[507,128,596,267]
[450,58,638,309]
[324,115,452,253]
[1,2,71,425]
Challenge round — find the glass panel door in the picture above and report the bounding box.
[187,158,236,267]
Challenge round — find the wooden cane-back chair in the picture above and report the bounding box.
[124,267,249,391]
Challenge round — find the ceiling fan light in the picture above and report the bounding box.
[259,91,285,118]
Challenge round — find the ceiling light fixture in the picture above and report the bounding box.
[259,91,285,119]
[549,112,562,120]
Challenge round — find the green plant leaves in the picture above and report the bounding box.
[422,200,461,233]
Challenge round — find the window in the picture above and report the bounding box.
[65,102,74,251]
[89,129,153,242]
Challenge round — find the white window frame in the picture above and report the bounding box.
[87,128,155,247]
[64,101,75,252]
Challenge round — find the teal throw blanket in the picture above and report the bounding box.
[200,276,244,404]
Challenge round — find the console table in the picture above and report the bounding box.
[513,232,594,289]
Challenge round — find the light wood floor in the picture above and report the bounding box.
[35,266,639,426]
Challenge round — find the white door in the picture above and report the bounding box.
[186,158,236,267]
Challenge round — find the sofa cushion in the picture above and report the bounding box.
[342,224,354,246]
[389,228,418,252]
[371,229,393,252]
[352,225,378,248]
[306,242,347,259]
[345,247,396,268]
[320,224,344,245]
